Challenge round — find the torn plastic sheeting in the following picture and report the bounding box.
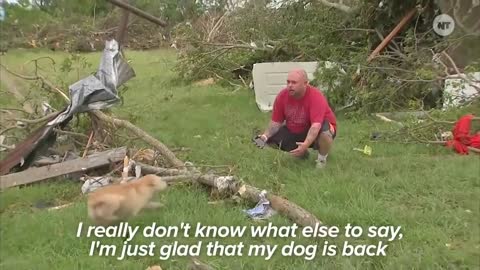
[243,190,277,220]
[0,39,135,176]
[48,39,135,126]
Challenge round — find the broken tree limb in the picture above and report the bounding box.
[139,166,323,227]
[367,8,417,62]
[1,66,184,169]
[5,111,60,125]
[90,110,185,168]
[374,113,404,127]
[0,63,70,102]
[197,174,323,226]
[0,147,126,190]
[161,174,196,184]
[116,0,131,48]
[106,0,167,27]
[137,162,187,176]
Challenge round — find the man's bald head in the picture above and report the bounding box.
[288,68,309,83]
[286,68,309,98]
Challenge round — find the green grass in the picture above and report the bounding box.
[0,49,479,270]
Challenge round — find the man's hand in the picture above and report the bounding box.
[252,134,268,148]
[289,142,308,157]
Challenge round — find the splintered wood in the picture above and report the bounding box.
[0,147,126,190]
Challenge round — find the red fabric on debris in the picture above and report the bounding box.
[446,114,480,154]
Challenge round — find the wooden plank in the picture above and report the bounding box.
[0,147,127,190]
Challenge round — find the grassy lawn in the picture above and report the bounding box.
[0,49,479,270]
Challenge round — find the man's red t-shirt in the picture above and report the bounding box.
[271,85,336,134]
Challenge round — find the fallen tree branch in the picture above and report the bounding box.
[116,0,131,48]
[5,111,60,125]
[367,8,417,62]
[0,63,70,102]
[83,131,95,158]
[137,163,323,227]
[90,110,185,168]
[441,51,480,93]
[161,174,197,184]
[106,0,167,27]
[138,162,194,176]
[0,143,15,150]
[201,42,270,51]
[196,174,323,226]
[53,128,89,139]
[0,126,17,136]
[0,108,31,115]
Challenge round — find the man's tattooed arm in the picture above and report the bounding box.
[302,123,322,147]
[262,121,283,140]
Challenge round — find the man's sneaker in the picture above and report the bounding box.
[315,159,326,169]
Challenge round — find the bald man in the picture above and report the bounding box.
[255,68,337,168]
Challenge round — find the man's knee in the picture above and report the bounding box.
[313,130,334,150]
[320,130,334,141]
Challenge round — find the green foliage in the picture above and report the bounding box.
[173,1,347,82]
[0,4,55,47]
[30,0,109,17]
[135,0,204,26]
[1,49,480,270]
[174,0,479,113]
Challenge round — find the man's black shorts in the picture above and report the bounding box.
[267,120,336,152]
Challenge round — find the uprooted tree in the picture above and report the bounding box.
[2,0,478,114]
[172,0,480,113]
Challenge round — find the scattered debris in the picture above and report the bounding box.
[32,151,79,167]
[367,8,417,63]
[0,147,126,190]
[0,39,135,176]
[445,114,480,154]
[81,176,115,194]
[202,173,323,226]
[375,113,404,127]
[243,190,276,220]
[353,145,372,156]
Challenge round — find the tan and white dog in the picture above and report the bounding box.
[87,174,168,226]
